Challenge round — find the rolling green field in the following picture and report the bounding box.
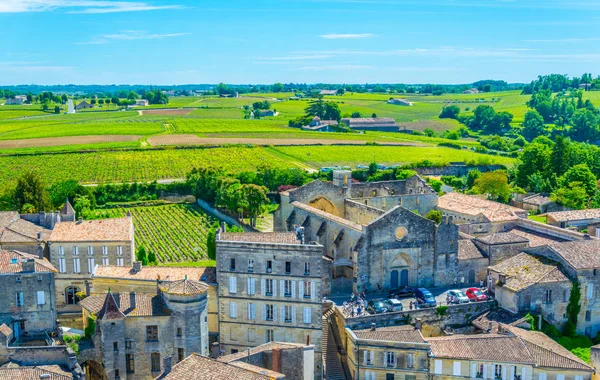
[87,203,218,262]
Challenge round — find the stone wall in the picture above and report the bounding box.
[344,199,385,225]
[415,165,505,177]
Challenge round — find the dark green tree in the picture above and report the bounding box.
[136,246,149,265]
[522,110,546,141]
[13,171,50,213]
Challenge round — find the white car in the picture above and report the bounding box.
[446,290,469,304]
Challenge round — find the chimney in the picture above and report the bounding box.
[584,234,592,240]
[133,261,142,273]
[295,226,305,244]
[216,227,222,241]
[370,323,376,331]
[22,258,35,273]
[77,217,83,224]
[415,318,423,331]
[163,356,172,375]
[130,292,136,310]
[272,348,281,374]
[37,232,43,241]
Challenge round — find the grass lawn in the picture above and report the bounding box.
[528,214,547,223]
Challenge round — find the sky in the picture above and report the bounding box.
[1,0,600,85]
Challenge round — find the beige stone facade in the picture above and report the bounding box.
[216,232,324,378]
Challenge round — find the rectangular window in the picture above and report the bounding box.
[151,353,160,372]
[538,373,546,380]
[87,246,93,256]
[513,366,522,380]
[284,305,293,323]
[229,302,238,318]
[88,258,95,273]
[284,280,292,297]
[587,284,594,299]
[102,246,108,256]
[285,261,291,274]
[407,353,415,368]
[303,281,311,298]
[265,279,273,296]
[230,258,236,271]
[304,262,310,275]
[434,359,442,375]
[73,246,79,256]
[125,341,132,350]
[386,374,394,380]
[266,304,274,321]
[146,325,159,341]
[117,246,123,256]
[115,369,120,380]
[556,375,564,380]
[266,260,272,273]
[102,258,109,266]
[58,246,64,256]
[586,310,591,321]
[178,348,184,363]
[266,329,274,342]
[37,274,42,282]
[248,303,256,320]
[453,361,461,376]
[364,350,374,365]
[563,289,569,302]
[117,258,124,267]
[229,277,237,294]
[126,354,135,374]
[385,352,396,368]
[37,291,45,305]
[58,258,66,273]
[73,258,81,273]
[477,364,485,378]
[303,307,312,324]
[248,259,254,272]
[177,327,182,337]
[113,342,118,352]
[494,365,502,380]
[406,376,416,380]
[247,278,255,295]
[15,291,24,307]
[544,289,552,303]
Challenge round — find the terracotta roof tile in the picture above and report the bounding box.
[93,265,216,284]
[546,209,600,223]
[353,325,425,343]
[49,218,133,242]
[428,334,535,363]
[0,214,50,243]
[547,240,600,270]
[0,324,12,337]
[159,353,274,380]
[0,250,56,274]
[219,342,307,363]
[458,240,485,260]
[0,366,72,380]
[510,227,568,247]
[220,232,301,244]
[488,252,569,292]
[95,291,125,320]
[80,292,170,318]
[475,232,529,245]
[522,194,553,206]
[438,193,527,222]
[158,278,208,295]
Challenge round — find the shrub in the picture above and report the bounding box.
[436,306,449,316]
[425,210,442,224]
[438,142,461,150]
[84,315,96,339]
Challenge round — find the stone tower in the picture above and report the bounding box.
[60,199,76,222]
[159,277,209,358]
[332,170,352,189]
[95,290,126,379]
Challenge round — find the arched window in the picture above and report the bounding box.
[65,286,81,305]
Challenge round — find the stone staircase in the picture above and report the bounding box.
[322,314,346,380]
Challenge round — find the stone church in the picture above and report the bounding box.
[275,171,461,293]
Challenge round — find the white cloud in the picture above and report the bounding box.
[76,30,190,45]
[0,0,183,14]
[320,33,375,39]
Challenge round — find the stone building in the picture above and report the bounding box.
[546,209,600,230]
[0,211,51,256]
[216,232,325,377]
[428,324,593,380]
[345,325,430,380]
[48,217,134,316]
[80,278,209,379]
[0,250,57,338]
[90,263,219,343]
[275,172,463,292]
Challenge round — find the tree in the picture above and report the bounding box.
[439,105,460,119]
[561,164,597,196]
[371,113,377,118]
[241,184,269,227]
[522,110,546,141]
[515,143,551,189]
[483,84,492,92]
[423,128,436,137]
[206,223,218,260]
[98,99,104,105]
[54,106,60,114]
[472,170,512,203]
[136,246,149,265]
[111,97,119,106]
[272,82,284,93]
[105,98,111,107]
[351,111,362,118]
[61,94,68,103]
[90,98,96,105]
[552,183,589,210]
[49,179,96,210]
[424,210,442,224]
[13,171,50,213]
[466,169,481,189]
[570,109,598,142]
[323,102,341,120]
[216,82,229,96]
[147,250,157,265]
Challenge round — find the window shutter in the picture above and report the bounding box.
[291,281,296,298]
[522,367,528,380]
[273,305,277,321]
[280,280,284,297]
[261,279,266,296]
[363,350,367,365]
[37,291,45,305]
[502,365,507,380]
[471,363,477,378]
[588,284,594,299]
[509,366,515,380]
[434,359,442,374]
[483,364,488,379]
[311,281,316,300]
[273,280,277,297]
[280,306,285,323]
[229,302,234,318]
[247,278,251,295]
[229,277,237,293]
[262,304,267,321]
[538,373,545,380]
[453,361,461,376]
[19,292,24,306]
[251,278,255,295]
[556,375,564,380]
[298,281,302,298]
[369,351,374,365]
[247,303,252,320]
[233,302,238,318]
[291,306,296,323]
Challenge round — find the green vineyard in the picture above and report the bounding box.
[88,203,218,263]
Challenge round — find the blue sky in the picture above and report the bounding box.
[1,0,600,85]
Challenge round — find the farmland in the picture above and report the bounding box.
[87,203,218,262]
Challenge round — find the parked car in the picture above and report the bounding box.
[383,299,403,312]
[446,290,469,304]
[367,299,388,314]
[415,288,437,308]
[356,164,368,169]
[388,286,415,299]
[466,287,488,302]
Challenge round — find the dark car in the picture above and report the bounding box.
[388,286,415,299]
[415,288,437,308]
[367,299,388,314]
[466,287,488,302]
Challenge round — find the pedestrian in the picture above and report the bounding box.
[409,301,413,310]
[480,279,484,288]
[357,306,362,315]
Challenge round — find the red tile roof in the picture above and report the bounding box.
[93,265,216,284]
[49,218,133,242]
[159,353,276,380]
[220,232,301,244]
[158,278,208,295]
[80,292,170,318]
[0,250,56,274]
